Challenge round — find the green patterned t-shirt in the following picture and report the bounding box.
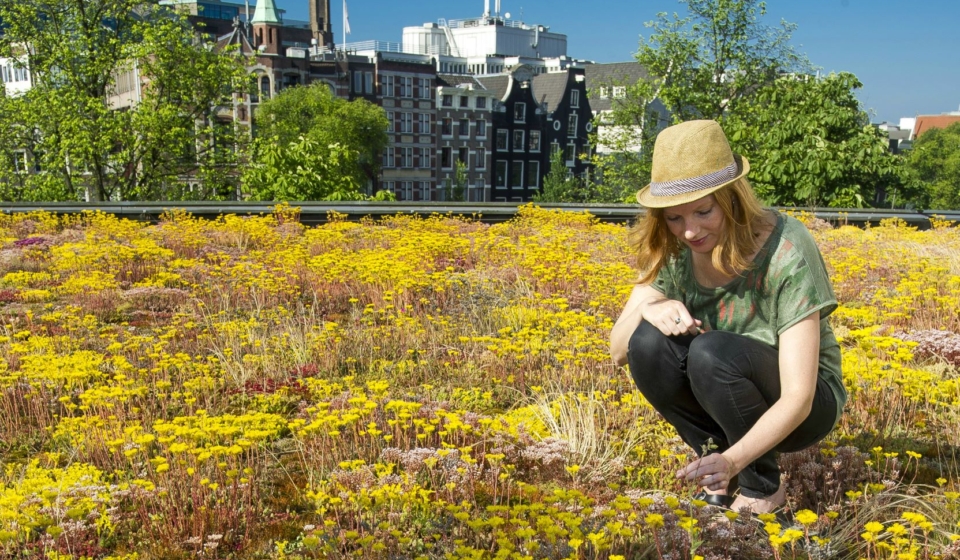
[651,212,846,425]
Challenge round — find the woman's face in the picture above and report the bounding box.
[663,194,725,254]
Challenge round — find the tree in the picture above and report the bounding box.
[442,161,468,201]
[247,83,389,199]
[0,1,246,201]
[588,77,667,202]
[904,122,960,210]
[637,0,810,123]
[241,136,365,201]
[534,150,579,203]
[723,73,905,208]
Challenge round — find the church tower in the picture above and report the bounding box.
[251,0,282,55]
[308,0,333,48]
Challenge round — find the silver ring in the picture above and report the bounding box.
[674,317,682,324]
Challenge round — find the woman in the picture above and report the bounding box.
[609,120,846,515]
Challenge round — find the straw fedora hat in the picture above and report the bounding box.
[636,120,750,208]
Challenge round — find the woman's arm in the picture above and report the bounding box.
[609,284,701,367]
[676,311,821,491]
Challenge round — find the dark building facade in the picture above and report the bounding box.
[477,65,592,201]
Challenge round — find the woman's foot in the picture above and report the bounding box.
[729,483,785,515]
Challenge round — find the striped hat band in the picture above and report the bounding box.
[648,161,738,198]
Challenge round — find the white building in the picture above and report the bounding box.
[342,1,589,76]
[1,52,32,97]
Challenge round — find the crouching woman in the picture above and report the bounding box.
[609,120,847,515]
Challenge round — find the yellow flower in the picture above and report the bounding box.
[644,513,664,528]
[795,509,818,526]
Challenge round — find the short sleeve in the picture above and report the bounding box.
[650,258,678,299]
[773,231,837,335]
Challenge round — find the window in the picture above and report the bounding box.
[567,114,578,137]
[496,129,508,151]
[496,161,508,187]
[418,147,432,169]
[353,71,363,93]
[564,143,576,166]
[551,141,561,156]
[526,161,540,189]
[598,86,609,99]
[382,75,395,97]
[514,103,526,122]
[383,148,395,168]
[513,130,525,152]
[476,119,487,137]
[458,147,469,164]
[257,75,271,101]
[386,111,395,132]
[382,181,395,194]
[441,147,452,169]
[571,89,580,108]
[442,94,453,107]
[419,181,431,201]
[458,119,469,137]
[441,118,452,136]
[401,181,414,200]
[511,161,524,189]
[459,95,469,108]
[529,130,541,152]
[476,96,487,109]
[401,147,413,168]
[475,147,486,169]
[13,151,28,174]
[400,76,413,98]
[400,112,413,133]
[419,78,431,99]
[365,72,374,94]
[612,86,626,98]
[417,113,431,134]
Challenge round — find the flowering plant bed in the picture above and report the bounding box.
[1,205,958,559]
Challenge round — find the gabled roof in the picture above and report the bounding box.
[474,75,511,101]
[531,71,569,114]
[216,24,257,56]
[437,74,485,89]
[583,62,650,112]
[911,115,960,140]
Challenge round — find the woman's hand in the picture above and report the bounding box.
[640,297,702,337]
[676,453,737,493]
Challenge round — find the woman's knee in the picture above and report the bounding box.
[627,320,671,361]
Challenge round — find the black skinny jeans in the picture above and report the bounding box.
[627,320,837,498]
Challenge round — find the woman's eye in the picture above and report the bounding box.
[666,216,681,222]
[696,208,713,217]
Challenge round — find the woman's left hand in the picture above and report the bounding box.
[676,453,737,492]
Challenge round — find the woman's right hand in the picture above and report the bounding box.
[640,297,702,337]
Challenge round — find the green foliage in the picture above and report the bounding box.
[724,73,905,208]
[442,161,468,202]
[601,0,904,208]
[533,150,578,203]
[588,78,665,201]
[0,1,247,201]
[638,0,810,123]
[903,122,960,210]
[242,136,365,201]
[248,83,389,200]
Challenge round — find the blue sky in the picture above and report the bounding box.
[274,0,959,124]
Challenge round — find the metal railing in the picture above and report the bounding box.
[2,202,957,229]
